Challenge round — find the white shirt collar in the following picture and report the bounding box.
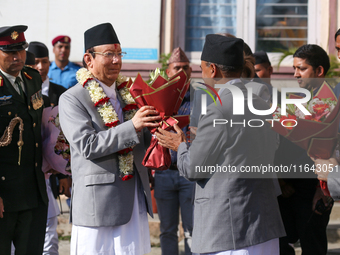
[42,76,50,96]
[97,79,117,99]
[0,67,24,86]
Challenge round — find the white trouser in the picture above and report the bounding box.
[200,238,279,255]
[43,216,59,255]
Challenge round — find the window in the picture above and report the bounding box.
[185,0,237,52]
[174,0,317,63]
[255,0,308,52]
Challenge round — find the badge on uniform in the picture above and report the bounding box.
[0,95,13,106]
[31,90,43,110]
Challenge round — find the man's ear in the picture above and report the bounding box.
[268,66,273,76]
[210,63,217,78]
[166,68,170,77]
[316,66,325,77]
[83,53,93,69]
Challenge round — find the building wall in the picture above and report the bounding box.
[1,0,161,63]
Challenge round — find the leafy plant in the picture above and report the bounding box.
[147,67,168,84]
[326,54,340,87]
[326,55,340,77]
[159,53,171,72]
[146,53,171,84]
[275,47,297,71]
[58,235,71,241]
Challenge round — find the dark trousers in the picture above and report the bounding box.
[0,198,48,255]
[154,169,195,255]
[278,192,331,255]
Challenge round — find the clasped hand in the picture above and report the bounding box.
[132,106,161,132]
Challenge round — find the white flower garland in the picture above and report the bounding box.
[76,68,137,180]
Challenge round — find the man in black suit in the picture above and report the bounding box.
[27,41,67,107]
[27,41,71,254]
[275,45,333,255]
[0,25,48,254]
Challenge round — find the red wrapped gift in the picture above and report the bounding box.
[129,70,190,170]
[272,82,340,196]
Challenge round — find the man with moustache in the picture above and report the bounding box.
[48,35,80,89]
[59,23,161,254]
[0,25,48,254]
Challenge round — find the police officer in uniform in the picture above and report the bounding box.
[0,25,48,254]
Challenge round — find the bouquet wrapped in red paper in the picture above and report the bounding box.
[272,82,340,196]
[272,82,340,159]
[128,70,190,170]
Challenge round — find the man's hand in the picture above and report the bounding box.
[311,156,338,182]
[0,197,4,218]
[46,169,60,175]
[278,179,295,198]
[187,126,197,143]
[148,169,155,191]
[156,124,186,152]
[59,177,71,197]
[132,106,161,132]
[312,187,331,215]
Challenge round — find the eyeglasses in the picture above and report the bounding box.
[92,51,127,60]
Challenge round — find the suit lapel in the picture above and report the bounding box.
[48,82,58,106]
[116,87,125,108]
[115,87,126,122]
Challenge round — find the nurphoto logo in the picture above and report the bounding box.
[198,82,312,129]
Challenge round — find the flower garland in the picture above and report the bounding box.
[76,68,138,181]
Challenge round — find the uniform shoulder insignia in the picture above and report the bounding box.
[0,76,3,87]
[24,72,32,80]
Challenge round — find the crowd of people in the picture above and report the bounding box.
[1,22,340,255]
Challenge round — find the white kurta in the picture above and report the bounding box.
[70,178,151,255]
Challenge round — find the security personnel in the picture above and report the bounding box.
[0,25,48,254]
[48,35,80,89]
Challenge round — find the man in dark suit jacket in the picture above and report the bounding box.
[27,41,70,196]
[27,41,71,254]
[27,41,67,107]
[0,25,48,254]
[275,44,333,255]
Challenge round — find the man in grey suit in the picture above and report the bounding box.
[59,23,161,254]
[156,35,285,254]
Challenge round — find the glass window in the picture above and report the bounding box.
[256,0,308,52]
[185,0,237,52]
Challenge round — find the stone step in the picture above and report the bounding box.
[327,242,340,254]
[57,196,340,254]
[330,202,340,222]
[328,249,340,255]
[328,202,340,246]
